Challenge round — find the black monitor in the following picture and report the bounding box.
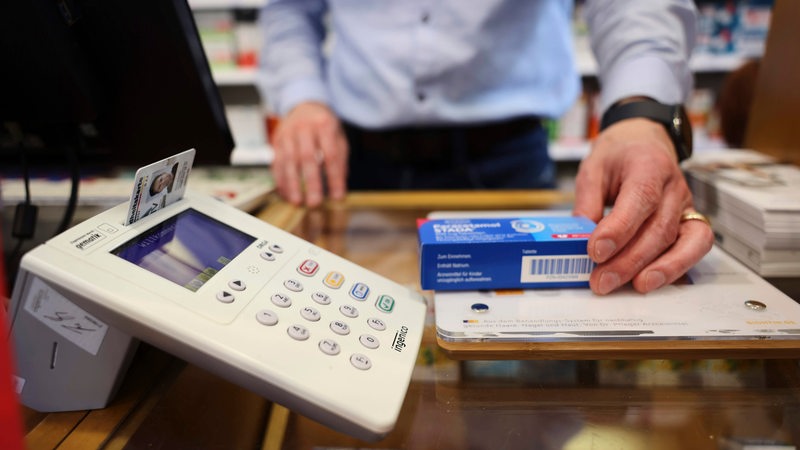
[0,0,235,168]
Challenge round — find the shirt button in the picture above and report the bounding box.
[416,92,426,102]
[421,12,430,23]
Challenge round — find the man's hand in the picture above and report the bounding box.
[573,118,714,295]
[271,102,349,207]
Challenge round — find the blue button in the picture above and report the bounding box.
[349,282,370,301]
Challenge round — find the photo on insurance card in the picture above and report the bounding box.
[124,148,195,225]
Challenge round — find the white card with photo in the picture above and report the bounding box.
[124,148,195,225]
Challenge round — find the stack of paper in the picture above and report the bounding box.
[684,149,800,277]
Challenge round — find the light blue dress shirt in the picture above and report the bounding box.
[258,0,696,128]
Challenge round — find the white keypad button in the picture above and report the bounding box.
[228,279,246,291]
[271,293,292,308]
[260,251,276,261]
[287,324,309,341]
[269,243,284,253]
[256,309,279,326]
[284,279,303,292]
[318,338,341,356]
[339,304,359,318]
[350,353,372,370]
[311,291,331,305]
[329,320,350,336]
[216,291,235,304]
[300,306,321,322]
[359,334,380,349]
[367,317,387,331]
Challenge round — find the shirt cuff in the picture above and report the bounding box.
[599,55,689,114]
[275,78,330,116]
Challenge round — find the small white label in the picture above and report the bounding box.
[23,277,109,356]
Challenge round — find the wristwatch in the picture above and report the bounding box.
[600,99,693,162]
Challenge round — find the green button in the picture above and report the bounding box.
[376,295,395,313]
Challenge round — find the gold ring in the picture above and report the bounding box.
[680,211,711,226]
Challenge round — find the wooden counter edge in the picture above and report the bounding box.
[437,337,800,360]
[256,190,576,218]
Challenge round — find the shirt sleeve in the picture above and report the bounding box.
[257,0,330,116]
[585,0,697,114]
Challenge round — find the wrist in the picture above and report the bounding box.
[600,98,693,162]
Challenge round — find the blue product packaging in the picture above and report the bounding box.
[418,216,597,291]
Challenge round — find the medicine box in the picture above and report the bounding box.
[418,216,596,291]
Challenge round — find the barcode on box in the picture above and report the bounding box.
[520,255,595,283]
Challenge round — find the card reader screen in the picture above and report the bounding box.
[111,209,256,291]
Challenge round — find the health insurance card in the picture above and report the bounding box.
[124,148,195,225]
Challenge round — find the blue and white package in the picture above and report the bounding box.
[418,216,596,291]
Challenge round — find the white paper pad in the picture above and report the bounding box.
[435,246,800,343]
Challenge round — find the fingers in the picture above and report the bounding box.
[271,103,349,207]
[296,129,325,207]
[588,165,665,264]
[589,176,687,294]
[587,168,714,295]
[318,125,349,201]
[577,118,713,295]
[630,212,715,293]
[272,135,304,206]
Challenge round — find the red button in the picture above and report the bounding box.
[297,259,320,276]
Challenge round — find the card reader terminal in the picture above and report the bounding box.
[7,191,427,441]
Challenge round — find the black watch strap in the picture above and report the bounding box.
[600,100,693,162]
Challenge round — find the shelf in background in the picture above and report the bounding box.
[575,51,761,77]
[549,132,728,163]
[213,53,761,86]
[212,67,259,85]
